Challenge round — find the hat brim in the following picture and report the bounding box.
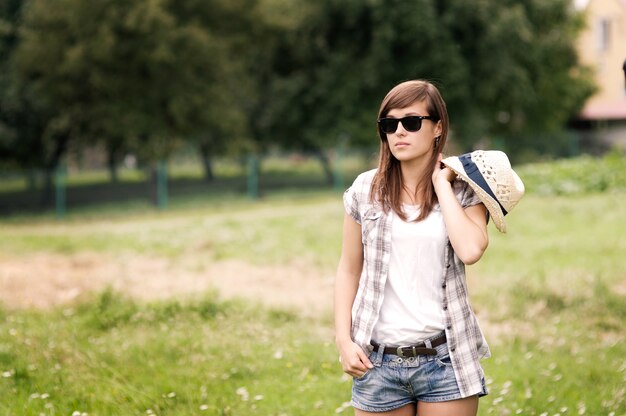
[442,157,507,233]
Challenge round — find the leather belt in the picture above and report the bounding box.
[371,333,447,357]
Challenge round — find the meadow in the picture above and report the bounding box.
[0,153,624,415]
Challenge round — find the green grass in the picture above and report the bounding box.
[0,154,625,415]
[0,292,347,415]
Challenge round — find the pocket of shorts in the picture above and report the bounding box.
[353,368,373,383]
[436,353,453,368]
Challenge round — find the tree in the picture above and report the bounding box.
[12,0,232,202]
[434,0,595,153]
[255,0,594,162]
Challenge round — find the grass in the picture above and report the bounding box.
[0,292,347,415]
[0,154,625,415]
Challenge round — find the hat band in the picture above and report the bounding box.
[459,154,508,216]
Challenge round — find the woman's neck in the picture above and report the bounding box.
[400,158,429,191]
[399,158,430,205]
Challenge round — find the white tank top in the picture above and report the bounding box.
[371,204,446,345]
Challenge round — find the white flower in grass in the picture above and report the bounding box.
[166,392,176,398]
[525,387,533,399]
[273,349,283,359]
[335,401,351,413]
[560,407,568,412]
[236,387,249,401]
[253,395,264,401]
[199,404,209,411]
[540,412,548,416]
[40,393,49,399]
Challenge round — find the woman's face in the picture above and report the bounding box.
[384,100,441,163]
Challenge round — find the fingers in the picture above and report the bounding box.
[356,348,374,369]
[339,344,373,378]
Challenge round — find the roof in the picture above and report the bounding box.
[579,100,626,120]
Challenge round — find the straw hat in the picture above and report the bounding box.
[442,150,525,233]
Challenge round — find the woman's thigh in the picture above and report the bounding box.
[416,395,478,416]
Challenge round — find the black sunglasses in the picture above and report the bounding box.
[377,115,437,134]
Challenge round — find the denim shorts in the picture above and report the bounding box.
[351,336,487,412]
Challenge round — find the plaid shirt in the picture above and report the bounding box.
[343,169,491,398]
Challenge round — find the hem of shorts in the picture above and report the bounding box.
[418,387,488,403]
[351,399,415,413]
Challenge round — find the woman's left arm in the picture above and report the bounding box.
[432,155,488,265]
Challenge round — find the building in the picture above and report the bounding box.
[574,0,626,151]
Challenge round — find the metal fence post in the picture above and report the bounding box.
[247,154,259,199]
[55,163,66,218]
[157,160,168,209]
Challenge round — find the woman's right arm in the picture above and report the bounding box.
[334,212,373,378]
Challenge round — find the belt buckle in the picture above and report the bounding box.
[396,346,416,358]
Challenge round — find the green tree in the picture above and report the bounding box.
[12,0,232,202]
[0,0,51,188]
[260,0,594,163]
[435,0,595,153]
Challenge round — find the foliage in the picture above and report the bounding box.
[0,0,596,183]
[515,151,626,195]
[262,0,595,151]
[13,0,228,160]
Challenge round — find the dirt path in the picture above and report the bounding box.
[0,252,335,317]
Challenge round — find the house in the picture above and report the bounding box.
[574,0,626,151]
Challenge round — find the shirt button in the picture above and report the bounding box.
[447,325,452,330]
[443,305,448,311]
[446,264,451,268]
[442,283,447,289]
[450,347,456,352]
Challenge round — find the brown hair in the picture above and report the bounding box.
[370,80,449,222]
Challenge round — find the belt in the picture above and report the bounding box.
[371,333,447,358]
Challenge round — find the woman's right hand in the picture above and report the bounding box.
[337,340,373,378]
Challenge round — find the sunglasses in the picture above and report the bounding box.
[377,115,437,134]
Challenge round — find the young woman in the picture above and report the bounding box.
[335,80,490,416]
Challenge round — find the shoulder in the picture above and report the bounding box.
[343,169,378,224]
[349,169,378,197]
[352,169,378,187]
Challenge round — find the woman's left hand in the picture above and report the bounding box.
[432,153,457,189]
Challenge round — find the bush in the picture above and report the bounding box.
[516,151,626,196]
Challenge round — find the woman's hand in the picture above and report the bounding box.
[337,339,373,378]
[432,153,457,191]
[432,153,457,190]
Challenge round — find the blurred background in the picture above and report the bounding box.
[0,0,624,213]
[0,0,625,415]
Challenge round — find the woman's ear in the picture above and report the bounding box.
[434,120,443,138]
